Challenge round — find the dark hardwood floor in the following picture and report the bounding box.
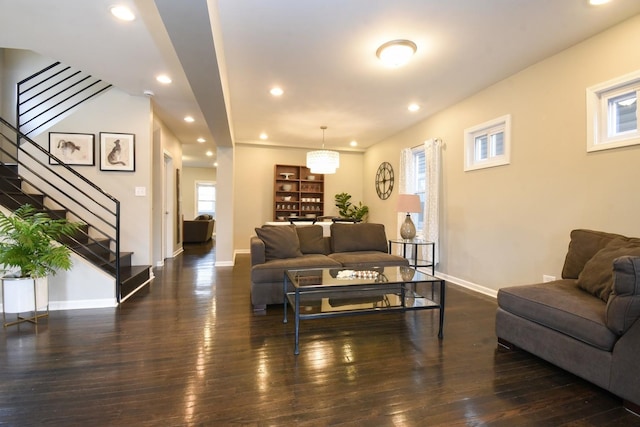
[1,241,638,426]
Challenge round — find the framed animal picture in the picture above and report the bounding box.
[48,132,95,166]
[99,132,135,172]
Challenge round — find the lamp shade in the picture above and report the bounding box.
[306,149,340,174]
[396,194,421,213]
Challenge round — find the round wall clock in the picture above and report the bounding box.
[375,161,394,200]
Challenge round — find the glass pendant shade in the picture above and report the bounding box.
[306,150,340,174]
[306,126,339,174]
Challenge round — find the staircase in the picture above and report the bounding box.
[0,161,151,303]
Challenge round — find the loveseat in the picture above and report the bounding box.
[496,229,640,413]
[250,222,409,310]
[183,214,215,243]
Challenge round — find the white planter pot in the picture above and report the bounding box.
[2,277,48,313]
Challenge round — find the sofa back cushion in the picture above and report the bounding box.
[295,225,329,255]
[562,229,626,279]
[330,223,388,253]
[255,225,303,261]
[577,239,640,301]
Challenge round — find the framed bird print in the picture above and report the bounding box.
[99,132,135,172]
[48,132,95,166]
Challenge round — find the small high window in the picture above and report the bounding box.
[196,182,215,216]
[587,70,640,152]
[464,115,511,171]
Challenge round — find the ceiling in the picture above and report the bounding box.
[1,0,640,168]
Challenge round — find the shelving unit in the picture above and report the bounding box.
[274,164,324,221]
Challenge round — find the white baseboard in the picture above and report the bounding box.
[48,299,118,310]
[436,271,498,299]
[215,260,234,267]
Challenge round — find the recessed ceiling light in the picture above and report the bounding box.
[213,162,218,167]
[350,140,358,147]
[408,103,420,112]
[376,39,417,67]
[270,87,284,96]
[197,138,206,143]
[206,151,213,157]
[260,133,268,140]
[110,6,135,21]
[156,74,172,84]
[184,116,195,123]
[589,0,611,5]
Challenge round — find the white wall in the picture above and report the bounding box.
[234,144,364,251]
[365,14,640,294]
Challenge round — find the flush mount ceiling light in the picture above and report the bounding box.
[184,116,195,123]
[197,138,206,143]
[376,39,417,67]
[260,133,268,140]
[110,5,135,21]
[589,0,611,5]
[306,126,340,174]
[408,103,420,112]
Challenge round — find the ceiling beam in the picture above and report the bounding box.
[154,0,233,147]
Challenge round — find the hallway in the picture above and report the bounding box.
[0,242,636,426]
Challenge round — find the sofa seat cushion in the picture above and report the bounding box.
[328,251,409,268]
[251,254,341,283]
[497,280,617,351]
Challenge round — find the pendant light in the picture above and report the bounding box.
[306,126,340,174]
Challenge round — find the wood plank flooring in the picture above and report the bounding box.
[1,241,638,426]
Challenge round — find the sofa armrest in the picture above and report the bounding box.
[250,236,266,266]
[606,256,640,335]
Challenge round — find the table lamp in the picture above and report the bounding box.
[396,194,421,239]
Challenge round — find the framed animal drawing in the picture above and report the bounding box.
[99,132,135,172]
[48,132,95,166]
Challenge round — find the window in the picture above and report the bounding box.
[587,70,640,152]
[464,115,511,171]
[412,146,425,233]
[196,182,215,216]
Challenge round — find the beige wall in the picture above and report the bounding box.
[365,14,640,293]
[234,144,364,251]
[182,167,217,220]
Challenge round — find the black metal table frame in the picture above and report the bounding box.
[283,268,445,355]
[388,239,435,275]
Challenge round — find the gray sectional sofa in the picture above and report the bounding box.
[496,229,640,413]
[250,222,409,310]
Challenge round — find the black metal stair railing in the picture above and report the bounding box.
[17,62,112,140]
[0,117,122,301]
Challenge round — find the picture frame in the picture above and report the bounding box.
[99,132,135,172]
[48,132,95,166]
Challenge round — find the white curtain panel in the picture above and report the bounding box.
[424,138,442,266]
[396,148,415,242]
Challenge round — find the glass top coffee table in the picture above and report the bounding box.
[283,266,445,355]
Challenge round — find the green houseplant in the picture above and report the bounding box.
[334,192,369,222]
[0,204,81,319]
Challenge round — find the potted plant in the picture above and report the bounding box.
[334,192,369,222]
[0,204,81,323]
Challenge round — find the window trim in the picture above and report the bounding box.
[464,114,511,171]
[586,70,640,153]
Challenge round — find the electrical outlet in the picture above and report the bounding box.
[543,275,556,283]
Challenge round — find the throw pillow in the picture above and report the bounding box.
[255,225,303,261]
[331,223,388,253]
[577,239,640,301]
[295,225,326,254]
